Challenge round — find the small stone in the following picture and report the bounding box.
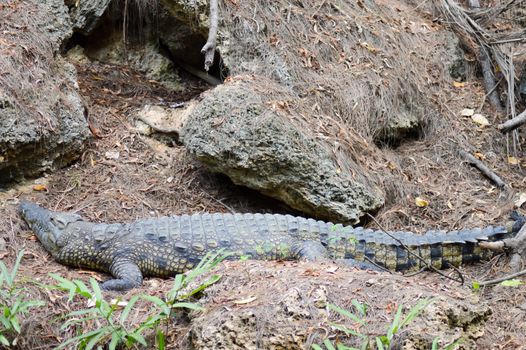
[104,151,120,160]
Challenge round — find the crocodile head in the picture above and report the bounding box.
[19,201,82,256]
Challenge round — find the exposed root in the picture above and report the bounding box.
[481,220,526,273]
[201,0,218,71]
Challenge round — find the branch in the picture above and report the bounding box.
[477,268,526,286]
[479,47,505,113]
[201,0,218,72]
[497,108,526,133]
[458,149,506,188]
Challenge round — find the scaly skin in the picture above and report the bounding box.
[19,201,523,291]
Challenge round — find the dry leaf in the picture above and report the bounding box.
[515,193,526,208]
[453,81,466,88]
[233,296,257,305]
[86,297,98,308]
[32,184,47,192]
[110,299,128,308]
[326,266,339,274]
[460,108,474,117]
[471,114,490,126]
[415,197,429,207]
[302,268,321,277]
[474,152,485,160]
[508,156,519,165]
[386,161,397,170]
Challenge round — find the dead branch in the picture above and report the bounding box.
[481,220,526,272]
[498,108,526,133]
[477,268,526,286]
[479,47,505,113]
[458,149,506,188]
[201,0,218,72]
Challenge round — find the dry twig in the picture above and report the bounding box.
[201,0,219,71]
[458,149,506,188]
[497,108,526,133]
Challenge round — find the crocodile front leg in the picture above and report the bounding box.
[102,258,143,291]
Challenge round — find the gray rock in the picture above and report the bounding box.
[66,0,112,35]
[374,110,422,147]
[181,79,383,223]
[0,0,91,185]
[156,3,210,70]
[84,39,183,91]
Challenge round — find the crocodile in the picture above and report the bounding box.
[19,200,524,291]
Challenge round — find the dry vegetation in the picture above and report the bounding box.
[1,0,526,348]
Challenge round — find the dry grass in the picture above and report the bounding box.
[1,0,526,348]
[0,0,75,128]
[218,0,525,232]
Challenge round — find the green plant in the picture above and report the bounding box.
[313,298,458,350]
[51,250,227,350]
[0,250,45,346]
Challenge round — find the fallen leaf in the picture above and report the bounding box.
[386,161,397,170]
[325,266,339,274]
[32,184,47,192]
[460,108,474,117]
[508,156,520,165]
[415,197,429,207]
[233,296,257,305]
[110,299,128,308]
[471,114,490,126]
[453,81,466,88]
[86,297,98,308]
[302,268,321,277]
[515,192,526,208]
[474,152,485,160]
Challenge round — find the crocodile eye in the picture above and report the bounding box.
[51,216,67,229]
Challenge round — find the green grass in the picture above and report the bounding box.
[0,250,45,347]
[50,250,227,350]
[313,298,462,350]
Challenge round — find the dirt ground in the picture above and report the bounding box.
[1,55,526,349]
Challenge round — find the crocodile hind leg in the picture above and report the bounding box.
[101,258,144,291]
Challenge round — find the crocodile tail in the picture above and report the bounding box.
[327,224,511,272]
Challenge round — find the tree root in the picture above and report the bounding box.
[480,217,526,273]
[201,0,218,72]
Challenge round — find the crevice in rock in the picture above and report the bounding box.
[63,0,228,89]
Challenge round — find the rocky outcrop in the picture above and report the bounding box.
[188,261,491,350]
[0,0,91,185]
[65,0,112,35]
[181,78,383,223]
[374,110,422,147]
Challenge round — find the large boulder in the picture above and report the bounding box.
[181,77,383,223]
[0,0,90,185]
